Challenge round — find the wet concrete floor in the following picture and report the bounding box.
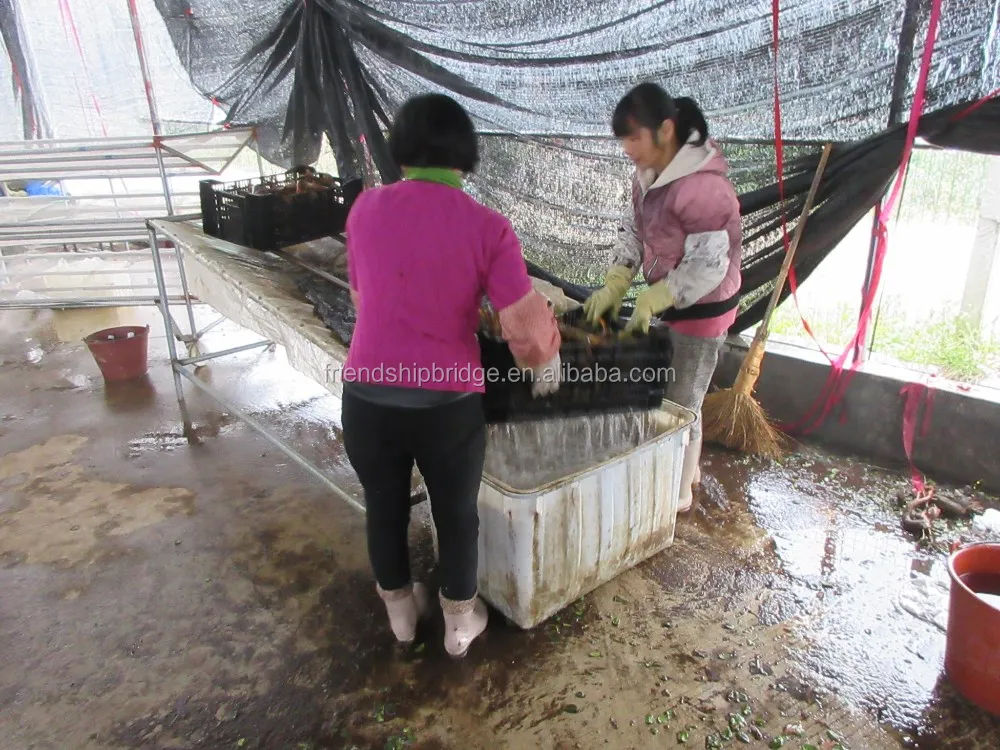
[1,305,999,750]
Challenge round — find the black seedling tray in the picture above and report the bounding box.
[479,308,673,424]
[200,167,349,252]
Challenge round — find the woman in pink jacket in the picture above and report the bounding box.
[584,83,742,512]
[342,93,562,658]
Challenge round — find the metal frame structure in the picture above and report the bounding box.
[146,216,416,516]
[0,245,185,309]
[4,0,383,512]
[0,128,260,310]
[0,128,256,244]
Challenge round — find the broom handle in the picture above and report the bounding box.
[753,142,834,343]
[733,143,834,394]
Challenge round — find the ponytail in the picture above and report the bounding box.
[673,96,708,147]
[611,83,709,148]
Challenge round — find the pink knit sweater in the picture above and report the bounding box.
[344,179,560,392]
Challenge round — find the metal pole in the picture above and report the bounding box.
[0,249,177,260]
[856,0,924,363]
[171,232,199,347]
[173,364,367,515]
[856,199,883,363]
[255,128,266,179]
[868,163,915,355]
[154,143,175,216]
[179,340,271,366]
[126,0,162,137]
[0,295,186,310]
[194,314,227,340]
[126,0,174,216]
[148,223,195,437]
[145,226,370,515]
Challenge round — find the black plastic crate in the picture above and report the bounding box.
[478,307,674,424]
[200,167,349,251]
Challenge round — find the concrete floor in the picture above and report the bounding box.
[1,305,999,750]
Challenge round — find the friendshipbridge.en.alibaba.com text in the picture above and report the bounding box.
[324,362,675,388]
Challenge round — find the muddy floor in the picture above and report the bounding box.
[1,305,999,750]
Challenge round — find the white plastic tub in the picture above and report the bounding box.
[450,400,696,630]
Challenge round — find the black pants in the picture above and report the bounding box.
[341,390,486,601]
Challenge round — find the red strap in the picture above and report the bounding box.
[949,88,999,122]
[781,0,944,436]
[900,380,936,494]
[58,0,109,138]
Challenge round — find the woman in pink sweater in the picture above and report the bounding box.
[342,93,561,658]
[584,83,742,513]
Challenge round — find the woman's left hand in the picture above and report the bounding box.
[524,352,561,397]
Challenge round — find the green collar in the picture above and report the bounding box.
[403,166,464,189]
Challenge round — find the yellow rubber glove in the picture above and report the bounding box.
[624,279,675,334]
[582,264,634,326]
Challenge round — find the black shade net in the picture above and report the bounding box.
[136,1,1000,332]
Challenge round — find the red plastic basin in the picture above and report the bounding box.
[945,542,1000,716]
[84,325,150,382]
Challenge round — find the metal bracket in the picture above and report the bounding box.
[146,218,425,516]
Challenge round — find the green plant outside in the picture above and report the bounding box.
[767,300,1000,384]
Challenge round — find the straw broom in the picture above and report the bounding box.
[702,142,834,458]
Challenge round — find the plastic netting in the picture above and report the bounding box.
[3,0,999,330]
[149,0,1000,141]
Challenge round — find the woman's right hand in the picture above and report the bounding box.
[583,285,623,326]
[582,264,634,326]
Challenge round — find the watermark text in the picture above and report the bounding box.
[325,362,675,388]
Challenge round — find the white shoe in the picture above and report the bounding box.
[377,582,430,644]
[440,592,489,658]
[678,433,702,513]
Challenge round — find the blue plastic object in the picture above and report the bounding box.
[24,181,63,196]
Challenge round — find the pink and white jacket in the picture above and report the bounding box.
[611,134,743,338]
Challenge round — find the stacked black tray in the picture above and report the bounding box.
[200,167,348,252]
[292,276,674,423]
[478,308,673,424]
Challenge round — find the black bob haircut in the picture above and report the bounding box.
[388,93,480,174]
[611,83,709,148]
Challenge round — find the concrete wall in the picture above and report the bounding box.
[713,336,1000,492]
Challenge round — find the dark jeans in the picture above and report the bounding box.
[341,389,486,602]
